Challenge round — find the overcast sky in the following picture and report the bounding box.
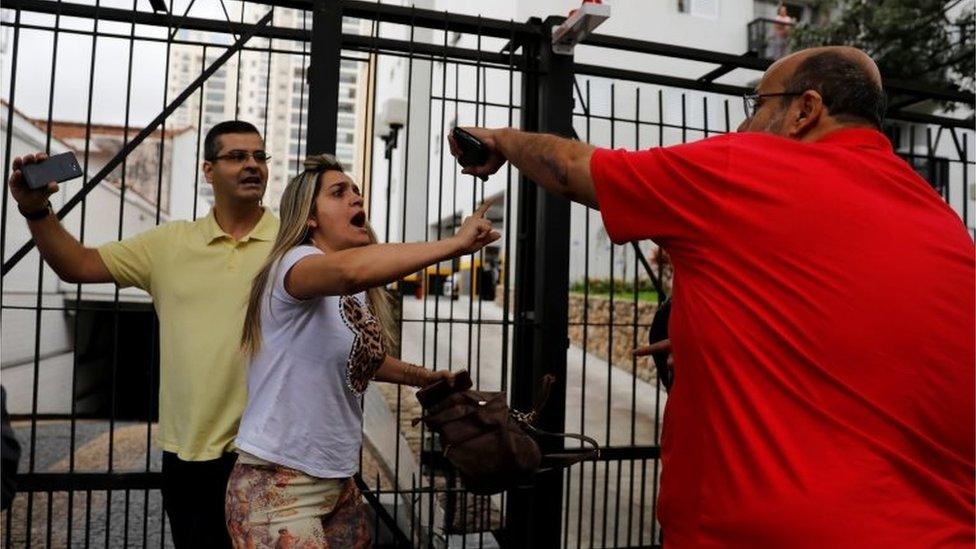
[1,0,244,126]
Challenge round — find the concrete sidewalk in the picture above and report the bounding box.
[382,295,667,547]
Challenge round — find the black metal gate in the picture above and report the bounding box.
[1,2,972,548]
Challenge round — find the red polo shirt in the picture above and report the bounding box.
[590,128,975,548]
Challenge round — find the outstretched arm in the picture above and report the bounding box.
[285,201,500,299]
[448,128,599,209]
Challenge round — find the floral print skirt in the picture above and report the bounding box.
[225,454,371,548]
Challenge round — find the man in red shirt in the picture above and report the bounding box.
[450,46,975,547]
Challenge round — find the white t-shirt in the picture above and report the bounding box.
[235,245,386,478]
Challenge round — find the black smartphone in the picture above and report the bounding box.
[451,127,489,173]
[21,152,83,190]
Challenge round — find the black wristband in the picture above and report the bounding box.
[18,201,52,221]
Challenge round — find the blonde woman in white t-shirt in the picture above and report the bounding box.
[227,154,498,548]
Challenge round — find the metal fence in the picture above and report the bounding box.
[1,1,973,548]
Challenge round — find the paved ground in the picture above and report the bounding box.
[2,295,666,547]
[2,420,171,548]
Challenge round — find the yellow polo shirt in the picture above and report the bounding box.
[98,208,278,461]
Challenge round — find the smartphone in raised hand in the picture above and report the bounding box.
[21,152,82,190]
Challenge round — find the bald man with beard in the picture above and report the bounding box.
[450,47,975,547]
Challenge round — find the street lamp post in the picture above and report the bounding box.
[375,97,408,243]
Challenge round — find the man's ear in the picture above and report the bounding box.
[202,161,214,184]
[788,90,824,138]
[307,217,317,229]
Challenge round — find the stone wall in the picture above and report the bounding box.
[567,294,660,385]
[494,287,661,385]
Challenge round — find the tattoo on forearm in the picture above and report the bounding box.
[543,153,569,189]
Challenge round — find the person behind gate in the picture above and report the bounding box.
[225,153,499,548]
[448,46,975,547]
[7,120,278,548]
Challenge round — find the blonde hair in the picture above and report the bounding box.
[241,154,396,358]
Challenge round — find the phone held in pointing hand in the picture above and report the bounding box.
[451,127,489,181]
[21,152,83,191]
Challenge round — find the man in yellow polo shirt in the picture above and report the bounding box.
[7,120,279,548]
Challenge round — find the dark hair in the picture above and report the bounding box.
[203,120,262,161]
[784,51,887,129]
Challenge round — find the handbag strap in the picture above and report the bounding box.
[518,421,601,468]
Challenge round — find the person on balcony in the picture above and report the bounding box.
[7,120,279,548]
[449,46,974,547]
[768,3,796,60]
[226,154,497,548]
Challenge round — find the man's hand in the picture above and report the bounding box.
[448,127,508,180]
[633,339,674,368]
[451,200,501,255]
[8,153,59,214]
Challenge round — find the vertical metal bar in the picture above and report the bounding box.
[4,491,12,547]
[392,7,417,533]
[580,78,593,549]
[563,466,572,546]
[446,60,458,386]
[472,18,484,394]
[123,489,131,547]
[307,0,342,154]
[724,98,730,134]
[296,11,309,174]
[627,88,643,548]
[192,45,206,220]
[418,34,434,549]
[25,4,64,544]
[651,88,665,546]
[234,2,244,120]
[106,4,138,544]
[702,95,709,138]
[45,491,52,548]
[0,8,21,290]
[262,7,274,139]
[507,18,573,548]
[84,489,92,549]
[500,20,516,396]
[964,133,970,228]
[466,18,482,392]
[601,82,616,549]
[637,455,646,546]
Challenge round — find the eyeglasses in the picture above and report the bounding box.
[742,92,803,118]
[211,151,271,164]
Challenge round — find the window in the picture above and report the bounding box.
[678,0,718,18]
[338,103,354,114]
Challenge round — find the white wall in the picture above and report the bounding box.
[1,103,160,413]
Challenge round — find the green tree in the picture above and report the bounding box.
[791,0,975,97]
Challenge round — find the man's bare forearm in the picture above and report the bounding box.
[494,128,599,209]
[28,215,111,283]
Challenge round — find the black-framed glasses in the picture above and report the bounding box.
[742,92,803,118]
[211,151,271,164]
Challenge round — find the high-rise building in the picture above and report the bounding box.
[165,6,370,212]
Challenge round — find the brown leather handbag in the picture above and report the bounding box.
[414,371,599,496]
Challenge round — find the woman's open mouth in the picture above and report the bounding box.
[350,211,367,229]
